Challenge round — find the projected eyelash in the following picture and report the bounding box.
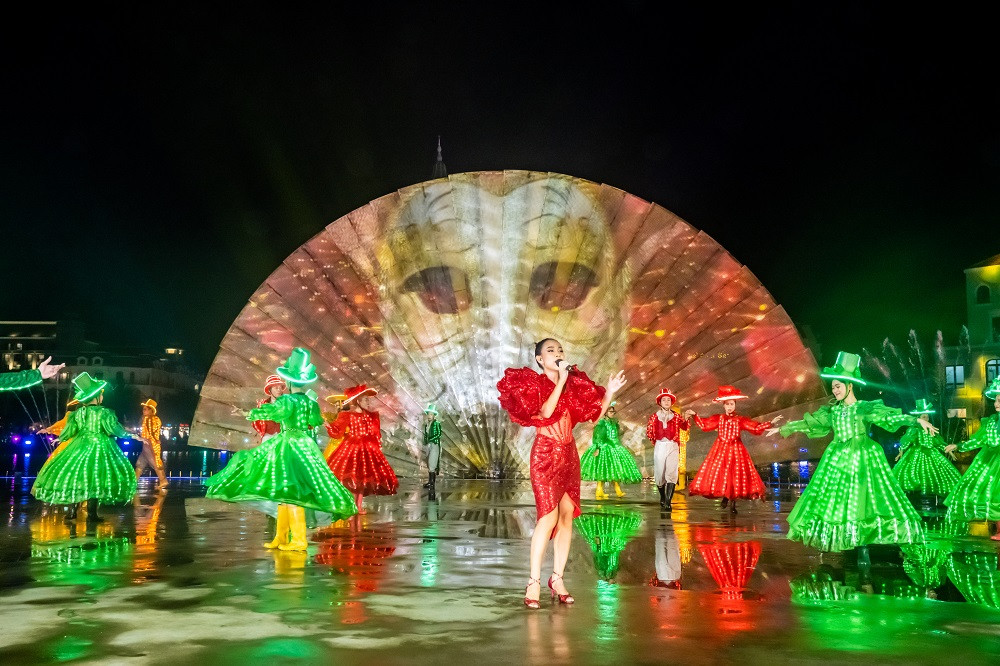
[402,266,471,315]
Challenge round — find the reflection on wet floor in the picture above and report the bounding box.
[2,478,1000,663]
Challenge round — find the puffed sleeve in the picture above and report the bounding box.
[326,411,349,439]
[958,415,1000,452]
[58,410,81,442]
[498,367,561,427]
[0,368,42,392]
[101,408,129,439]
[247,394,293,423]
[693,414,720,432]
[304,398,323,428]
[564,369,606,424]
[863,400,918,432]
[738,415,772,436]
[779,405,833,439]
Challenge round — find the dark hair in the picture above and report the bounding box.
[534,338,558,368]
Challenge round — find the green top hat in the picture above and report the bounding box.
[820,351,868,386]
[275,347,318,385]
[985,377,1000,400]
[910,398,936,415]
[72,372,108,403]
[423,403,439,416]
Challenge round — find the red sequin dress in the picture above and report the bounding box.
[687,413,770,500]
[497,367,605,528]
[325,409,399,496]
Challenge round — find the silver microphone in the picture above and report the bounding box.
[555,360,577,371]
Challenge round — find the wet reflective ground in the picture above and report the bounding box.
[2,480,1000,665]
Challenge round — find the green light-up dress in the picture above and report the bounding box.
[31,405,137,504]
[0,368,42,392]
[943,414,1000,522]
[206,392,357,519]
[893,426,961,496]
[779,400,923,551]
[580,416,643,484]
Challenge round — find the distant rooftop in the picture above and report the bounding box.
[968,253,1000,269]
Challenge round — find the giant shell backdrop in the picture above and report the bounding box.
[191,171,829,478]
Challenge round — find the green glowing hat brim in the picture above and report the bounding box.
[986,377,1000,399]
[72,372,108,403]
[820,351,867,386]
[275,347,318,385]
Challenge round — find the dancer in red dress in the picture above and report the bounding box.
[325,384,398,514]
[685,385,782,513]
[497,338,626,609]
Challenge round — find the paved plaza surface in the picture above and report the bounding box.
[1,479,999,665]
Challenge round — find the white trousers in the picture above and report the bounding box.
[656,525,681,583]
[653,438,679,486]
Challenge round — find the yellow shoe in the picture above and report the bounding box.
[264,504,290,549]
[614,482,626,498]
[279,505,309,551]
[595,484,609,500]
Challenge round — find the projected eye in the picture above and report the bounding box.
[529,262,598,310]
[402,266,471,315]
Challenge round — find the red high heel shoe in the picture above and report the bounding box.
[524,577,541,609]
[548,573,575,604]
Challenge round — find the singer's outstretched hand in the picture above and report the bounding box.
[607,370,626,394]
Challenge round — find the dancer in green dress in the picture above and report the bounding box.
[893,398,960,498]
[206,348,357,551]
[767,352,935,558]
[0,356,64,392]
[943,377,1000,540]
[580,403,642,499]
[31,372,137,523]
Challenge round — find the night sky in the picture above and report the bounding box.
[2,5,996,373]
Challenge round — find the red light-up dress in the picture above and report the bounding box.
[325,409,399,496]
[497,367,605,525]
[688,414,770,501]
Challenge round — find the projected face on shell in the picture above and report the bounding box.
[379,178,629,418]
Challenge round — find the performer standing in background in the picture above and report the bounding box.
[321,393,346,459]
[647,389,689,511]
[422,404,442,491]
[894,398,960,502]
[206,349,357,550]
[685,385,780,514]
[135,398,168,489]
[0,356,64,392]
[31,372,138,523]
[498,338,625,609]
[252,375,286,443]
[944,378,1000,539]
[768,352,933,563]
[325,384,399,514]
[580,402,642,499]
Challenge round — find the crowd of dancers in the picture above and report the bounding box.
[3,340,999,608]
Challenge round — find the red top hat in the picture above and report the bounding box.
[343,384,378,405]
[712,385,750,402]
[264,375,286,396]
[655,388,677,406]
